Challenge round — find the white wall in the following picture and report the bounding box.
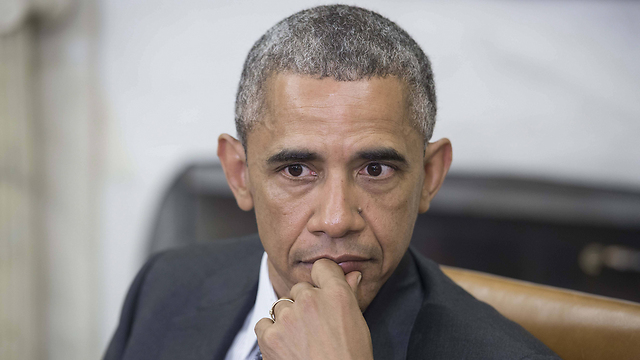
[36,0,640,355]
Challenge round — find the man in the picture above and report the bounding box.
[105,5,560,360]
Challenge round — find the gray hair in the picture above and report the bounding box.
[235,4,437,147]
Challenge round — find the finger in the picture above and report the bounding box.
[289,281,314,300]
[254,317,273,338]
[311,258,348,289]
[344,271,362,294]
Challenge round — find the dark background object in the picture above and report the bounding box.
[149,163,640,302]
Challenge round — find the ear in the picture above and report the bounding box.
[418,138,453,213]
[217,134,254,211]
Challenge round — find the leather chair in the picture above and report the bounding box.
[441,266,640,360]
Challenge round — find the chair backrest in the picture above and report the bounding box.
[441,266,640,360]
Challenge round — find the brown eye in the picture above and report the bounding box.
[287,164,303,176]
[367,163,382,176]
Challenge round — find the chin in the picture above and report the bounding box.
[356,281,380,312]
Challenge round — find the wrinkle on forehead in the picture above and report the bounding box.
[271,75,412,130]
[246,74,423,163]
[272,74,406,112]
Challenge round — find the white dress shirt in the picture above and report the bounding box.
[224,252,278,360]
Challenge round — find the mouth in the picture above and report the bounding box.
[299,254,371,274]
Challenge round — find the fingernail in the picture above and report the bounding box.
[357,273,362,285]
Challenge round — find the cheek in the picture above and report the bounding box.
[252,181,313,262]
[365,177,422,264]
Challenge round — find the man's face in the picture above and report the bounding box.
[244,74,427,310]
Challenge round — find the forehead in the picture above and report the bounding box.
[247,74,422,158]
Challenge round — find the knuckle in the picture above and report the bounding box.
[290,282,307,293]
[276,306,293,323]
[261,326,279,345]
[296,288,317,309]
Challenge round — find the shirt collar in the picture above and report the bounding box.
[226,252,278,360]
[250,252,279,334]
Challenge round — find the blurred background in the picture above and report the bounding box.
[1,0,639,359]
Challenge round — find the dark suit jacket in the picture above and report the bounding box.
[104,234,560,360]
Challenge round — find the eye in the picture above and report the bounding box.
[287,164,303,176]
[367,163,382,176]
[282,164,315,178]
[359,162,394,178]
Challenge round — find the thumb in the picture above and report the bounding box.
[344,271,362,294]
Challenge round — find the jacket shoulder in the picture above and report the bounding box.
[408,248,561,360]
[132,234,263,332]
[144,234,263,287]
[104,234,263,360]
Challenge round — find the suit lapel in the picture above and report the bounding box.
[365,251,424,360]
[159,248,262,360]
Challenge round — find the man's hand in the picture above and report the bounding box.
[255,259,374,360]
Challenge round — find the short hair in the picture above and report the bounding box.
[235,4,437,147]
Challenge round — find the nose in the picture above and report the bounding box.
[306,172,366,238]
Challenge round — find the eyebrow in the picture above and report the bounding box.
[266,149,320,164]
[356,147,408,164]
[266,147,408,165]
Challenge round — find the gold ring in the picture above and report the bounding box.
[269,298,294,322]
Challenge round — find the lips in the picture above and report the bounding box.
[299,254,370,274]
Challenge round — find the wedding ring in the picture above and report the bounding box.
[269,298,294,322]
